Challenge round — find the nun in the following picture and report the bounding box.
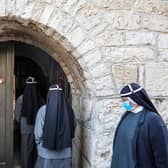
[34,84,76,168]
[15,76,44,168]
[111,83,168,168]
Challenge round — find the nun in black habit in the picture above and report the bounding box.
[15,76,44,168]
[111,83,168,168]
[34,84,76,168]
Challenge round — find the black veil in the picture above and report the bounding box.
[42,85,76,150]
[120,83,158,113]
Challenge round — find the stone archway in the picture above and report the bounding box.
[0,9,114,168]
[0,15,106,167]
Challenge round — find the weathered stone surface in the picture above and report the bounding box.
[135,0,168,16]
[112,64,138,91]
[126,31,157,46]
[158,33,168,49]
[67,26,85,47]
[96,98,124,132]
[95,30,125,46]
[94,133,113,168]
[159,49,168,61]
[94,75,116,96]
[78,50,102,69]
[105,11,141,30]
[0,0,5,16]
[77,40,96,55]
[91,0,132,10]
[154,98,168,126]
[102,47,155,63]
[63,0,79,13]
[39,5,55,24]
[145,63,168,96]
[91,63,111,78]
[142,15,168,32]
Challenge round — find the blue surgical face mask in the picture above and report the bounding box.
[122,101,134,111]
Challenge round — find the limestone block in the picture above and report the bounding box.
[159,49,168,61]
[80,96,94,122]
[48,10,76,36]
[91,0,132,10]
[126,31,157,46]
[94,133,113,168]
[105,11,141,30]
[52,0,67,7]
[63,0,79,13]
[89,22,109,37]
[96,98,124,132]
[78,50,102,69]
[77,40,96,55]
[39,5,55,24]
[134,0,168,16]
[95,30,125,46]
[112,64,138,91]
[93,75,116,96]
[19,1,34,19]
[5,0,15,15]
[67,27,85,47]
[102,47,155,63]
[158,33,168,49]
[81,128,95,163]
[90,63,111,79]
[45,0,52,3]
[145,62,168,96]
[94,75,115,91]
[0,0,5,16]
[75,2,98,17]
[72,94,81,119]
[142,15,168,32]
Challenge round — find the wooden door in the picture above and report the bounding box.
[0,43,14,168]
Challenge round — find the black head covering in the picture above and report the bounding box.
[22,77,44,125]
[120,83,158,113]
[42,85,76,150]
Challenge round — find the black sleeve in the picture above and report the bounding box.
[149,114,168,168]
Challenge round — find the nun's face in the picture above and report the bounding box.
[121,97,138,111]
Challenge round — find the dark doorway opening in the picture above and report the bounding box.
[13,41,71,168]
[14,56,47,167]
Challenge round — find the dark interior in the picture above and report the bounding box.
[13,41,71,167]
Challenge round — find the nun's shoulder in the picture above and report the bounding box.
[145,111,165,126]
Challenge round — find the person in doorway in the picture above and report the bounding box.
[34,84,76,168]
[15,76,44,168]
[111,83,168,168]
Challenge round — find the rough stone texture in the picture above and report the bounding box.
[95,30,125,46]
[126,31,157,46]
[104,11,142,30]
[102,47,155,63]
[158,33,168,49]
[142,15,168,32]
[154,98,168,125]
[134,0,168,16]
[145,63,168,96]
[112,64,138,91]
[0,0,168,167]
[91,0,132,10]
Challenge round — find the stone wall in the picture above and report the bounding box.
[0,0,168,167]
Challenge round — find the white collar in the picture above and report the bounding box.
[132,106,144,113]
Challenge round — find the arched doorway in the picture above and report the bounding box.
[0,17,87,168]
[0,41,72,167]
